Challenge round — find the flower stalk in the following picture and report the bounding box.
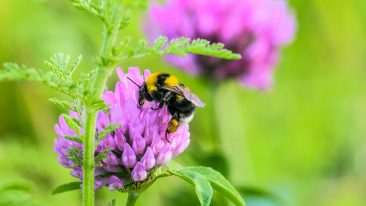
[82,3,123,206]
[126,192,140,206]
[82,109,98,206]
[93,3,123,95]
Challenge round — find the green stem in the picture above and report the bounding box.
[125,192,140,206]
[93,4,123,95]
[82,108,97,206]
[82,3,123,206]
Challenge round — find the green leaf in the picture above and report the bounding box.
[165,38,241,60]
[67,147,83,167]
[113,37,132,56]
[68,54,82,76]
[52,182,81,195]
[95,148,112,167]
[152,36,168,50]
[1,62,85,97]
[62,114,81,135]
[170,169,213,206]
[45,53,82,80]
[181,167,245,206]
[45,53,70,79]
[69,0,108,22]
[75,98,84,114]
[119,13,131,30]
[118,36,241,61]
[91,99,110,112]
[1,63,43,81]
[49,98,80,112]
[98,123,120,141]
[64,135,83,144]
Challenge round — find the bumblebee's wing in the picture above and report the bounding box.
[180,85,206,107]
[162,84,206,107]
[160,85,183,95]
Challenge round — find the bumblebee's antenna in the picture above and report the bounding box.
[127,77,141,88]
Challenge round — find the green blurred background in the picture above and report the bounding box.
[1,0,366,205]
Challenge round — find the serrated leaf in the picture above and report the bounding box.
[1,63,43,81]
[1,60,85,98]
[52,182,81,195]
[62,114,81,135]
[95,148,112,167]
[67,147,83,166]
[119,14,131,30]
[118,36,241,61]
[45,53,70,79]
[113,37,132,57]
[49,98,75,111]
[45,53,82,80]
[153,36,168,50]
[91,99,110,112]
[169,38,241,60]
[69,0,108,22]
[75,98,84,114]
[98,123,120,141]
[179,167,245,206]
[170,169,213,206]
[68,54,82,76]
[64,135,83,143]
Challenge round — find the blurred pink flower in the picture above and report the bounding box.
[146,0,296,90]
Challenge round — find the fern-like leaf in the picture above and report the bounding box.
[49,98,81,113]
[45,53,82,80]
[118,36,241,61]
[68,0,109,23]
[1,54,88,98]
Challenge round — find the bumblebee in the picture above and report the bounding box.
[128,73,205,141]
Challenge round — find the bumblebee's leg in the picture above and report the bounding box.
[138,91,147,108]
[138,98,145,108]
[151,91,172,110]
[165,117,179,142]
[137,88,146,108]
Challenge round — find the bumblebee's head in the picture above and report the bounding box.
[127,77,147,106]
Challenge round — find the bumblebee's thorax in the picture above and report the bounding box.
[145,73,179,92]
[145,72,160,92]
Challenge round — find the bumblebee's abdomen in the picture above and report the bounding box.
[168,96,196,124]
